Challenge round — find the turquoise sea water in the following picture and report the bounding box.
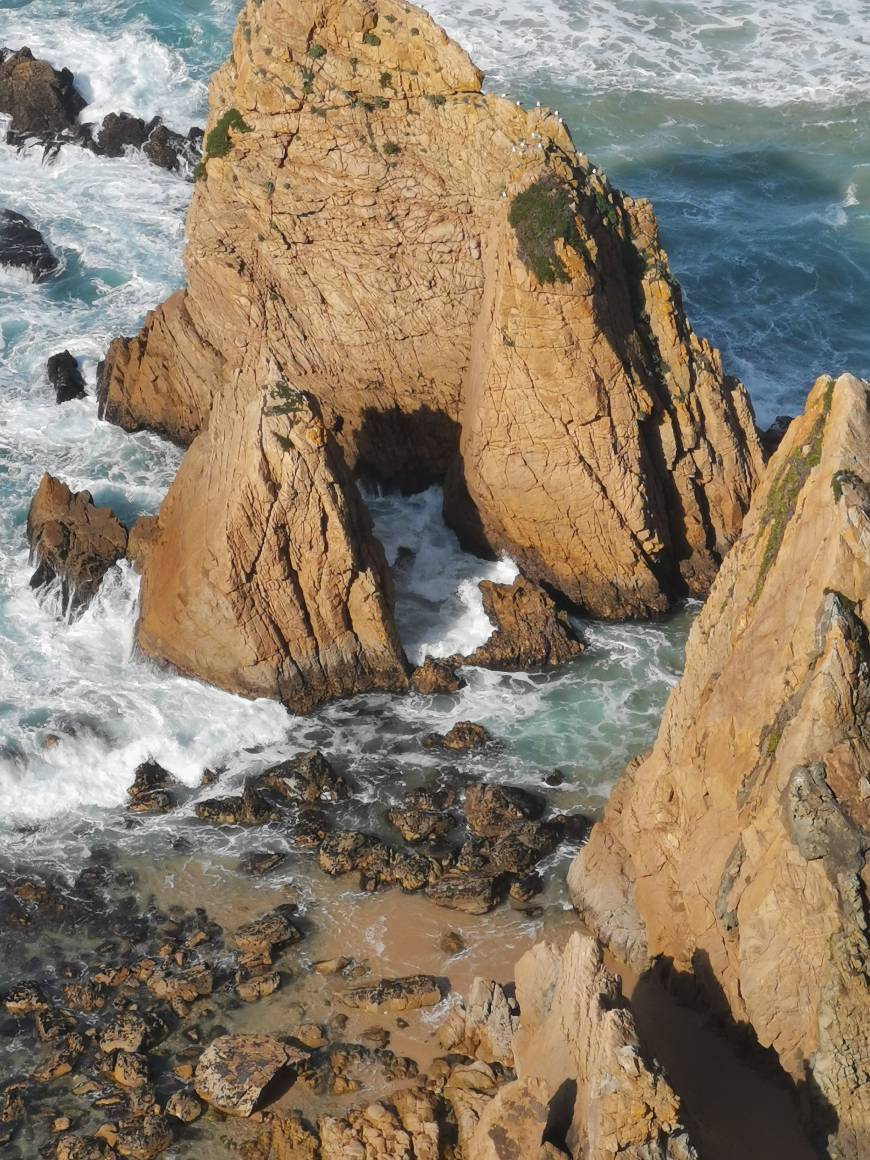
[0,0,867,835]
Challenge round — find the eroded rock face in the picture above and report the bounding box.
[101,0,762,620]
[27,474,128,615]
[470,932,697,1160]
[129,388,408,711]
[571,374,870,1158]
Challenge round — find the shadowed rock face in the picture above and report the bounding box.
[0,46,86,137]
[571,374,870,1159]
[129,387,408,712]
[100,0,762,622]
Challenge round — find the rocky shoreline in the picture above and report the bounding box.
[1,0,868,1158]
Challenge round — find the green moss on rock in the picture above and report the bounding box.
[508,175,579,285]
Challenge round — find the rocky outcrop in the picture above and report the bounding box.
[0,209,58,281]
[454,933,696,1159]
[571,374,870,1158]
[46,351,86,404]
[100,0,762,622]
[458,577,584,669]
[195,1034,305,1116]
[0,46,85,137]
[27,473,128,615]
[129,388,408,711]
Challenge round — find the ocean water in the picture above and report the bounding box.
[0,0,866,849]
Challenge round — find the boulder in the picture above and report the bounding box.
[99,0,761,621]
[463,784,545,838]
[194,1033,306,1116]
[232,904,301,963]
[458,577,584,670]
[438,978,519,1065]
[254,749,349,803]
[27,474,128,615]
[46,351,86,404]
[142,122,201,173]
[0,47,86,137]
[426,874,504,916]
[0,209,58,281]
[129,388,409,712]
[127,759,177,815]
[95,111,151,157]
[5,980,47,1015]
[423,721,492,752]
[385,806,453,844]
[340,975,443,1013]
[410,657,465,695]
[571,374,870,1158]
[115,1113,173,1159]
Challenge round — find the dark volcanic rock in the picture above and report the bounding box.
[194,781,274,826]
[95,111,152,157]
[458,576,585,670]
[47,350,86,403]
[0,209,59,282]
[127,760,177,815]
[143,122,201,173]
[27,474,128,615]
[0,47,86,137]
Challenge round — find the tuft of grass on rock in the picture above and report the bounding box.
[383,141,401,156]
[508,175,579,284]
[196,107,251,178]
[363,31,381,47]
[307,43,326,60]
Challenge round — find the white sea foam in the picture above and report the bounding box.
[423,0,870,107]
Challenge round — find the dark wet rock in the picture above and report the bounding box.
[240,850,287,876]
[4,980,48,1016]
[195,1033,306,1117]
[457,576,585,670]
[99,1012,166,1055]
[426,874,505,915]
[554,811,592,843]
[165,1088,202,1123]
[410,656,465,695]
[293,809,331,847]
[95,111,151,156]
[463,783,545,838]
[760,413,793,458]
[27,474,128,615]
[404,785,457,811]
[509,872,543,902]
[423,720,492,752]
[34,1005,77,1041]
[233,904,301,964]
[0,47,86,137]
[340,975,443,1013]
[146,962,213,1005]
[127,760,177,815]
[0,1081,25,1123]
[440,930,466,956]
[143,122,200,172]
[111,1050,149,1089]
[485,834,539,875]
[32,1031,84,1082]
[254,750,349,803]
[47,350,86,404]
[0,208,59,281]
[318,830,386,878]
[194,781,274,826]
[319,830,439,893]
[236,969,281,1003]
[115,1112,173,1158]
[55,1136,105,1160]
[385,806,454,845]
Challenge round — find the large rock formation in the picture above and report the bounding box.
[0,46,86,137]
[129,385,408,712]
[100,0,762,621]
[571,374,870,1158]
[463,932,697,1159]
[27,473,128,616]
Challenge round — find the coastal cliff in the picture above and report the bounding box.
[571,373,870,1158]
[101,0,763,676]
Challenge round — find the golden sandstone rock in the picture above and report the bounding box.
[100,0,763,710]
[571,374,870,1159]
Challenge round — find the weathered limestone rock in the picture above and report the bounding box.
[129,388,408,711]
[571,374,870,1158]
[0,47,86,137]
[470,932,696,1159]
[27,474,128,615]
[195,1034,306,1116]
[458,577,584,670]
[102,0,761,622]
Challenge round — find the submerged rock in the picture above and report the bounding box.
[0,209,59,281]
[572,374,870,1157]
[27,474,128,616]
[410,657,465,695]
[0,47,86,137]
[46,351,86,404]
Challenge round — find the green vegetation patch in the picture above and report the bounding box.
[508,175,579,284]
[195,107,251,178]
[266,380,306,418]
[752,379,834,602]
[363,31,381,47]
[383,140,401,155]
[307,43,326,59]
